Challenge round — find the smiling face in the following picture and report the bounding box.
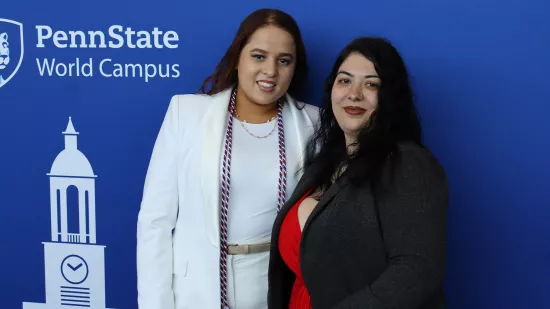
[236,25,297,106]
[331,52,381,144]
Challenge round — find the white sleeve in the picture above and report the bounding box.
[136,95,181,309]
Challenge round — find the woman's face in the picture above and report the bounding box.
[331,52,381,142]
[236,25,297,105]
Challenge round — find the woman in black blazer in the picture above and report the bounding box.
[268,37,449,309]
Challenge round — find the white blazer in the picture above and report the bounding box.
[136,87,319,309]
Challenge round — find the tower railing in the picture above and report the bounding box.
[58,233,89,243]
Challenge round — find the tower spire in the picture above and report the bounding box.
[62,117,79,150]
[63,116,79,135]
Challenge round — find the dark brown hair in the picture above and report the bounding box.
[198,8,308,102]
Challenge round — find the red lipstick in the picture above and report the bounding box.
[343,106,366,115]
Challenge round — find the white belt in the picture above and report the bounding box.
[227,243,270,255]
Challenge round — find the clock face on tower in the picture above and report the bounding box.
[60,254,89,285]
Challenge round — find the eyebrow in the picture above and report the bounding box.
[337,71,380,79]
[250,48,294,58]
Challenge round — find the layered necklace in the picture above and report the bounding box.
[219,88,287,308]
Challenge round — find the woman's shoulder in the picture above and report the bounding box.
[373,141,449,203]
[164,92,224,119]
[396,141,436,160]
[169,92,213,107]
[292,99,320,125]
[157,93,216,131]
[302,102,320,115]
[393,141,448,182]
[170,87,234,108]
[285,93,320,113]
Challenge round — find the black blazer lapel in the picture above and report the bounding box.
[273,162,350,245]
[268,164,350,308]
[268,162,323,308]
[300,175,349,240]
[272,162,320,238]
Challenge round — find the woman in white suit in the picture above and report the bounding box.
[136,8,319,309]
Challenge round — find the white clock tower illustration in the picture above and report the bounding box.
[23,117,116,309]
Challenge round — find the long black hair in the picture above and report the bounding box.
[304,37,423,193]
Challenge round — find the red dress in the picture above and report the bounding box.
[278,189,313,309]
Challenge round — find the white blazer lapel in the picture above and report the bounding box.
[285,93,315,179]
[200,88,233,247]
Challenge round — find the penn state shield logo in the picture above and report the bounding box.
[0,19,24,88]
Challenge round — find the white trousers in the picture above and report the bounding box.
[226,238,270,309]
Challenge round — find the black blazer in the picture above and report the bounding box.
[268,142,449,309]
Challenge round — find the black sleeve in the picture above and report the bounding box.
[335,144,449,309]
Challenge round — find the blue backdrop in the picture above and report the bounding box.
[2,0,549,308]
